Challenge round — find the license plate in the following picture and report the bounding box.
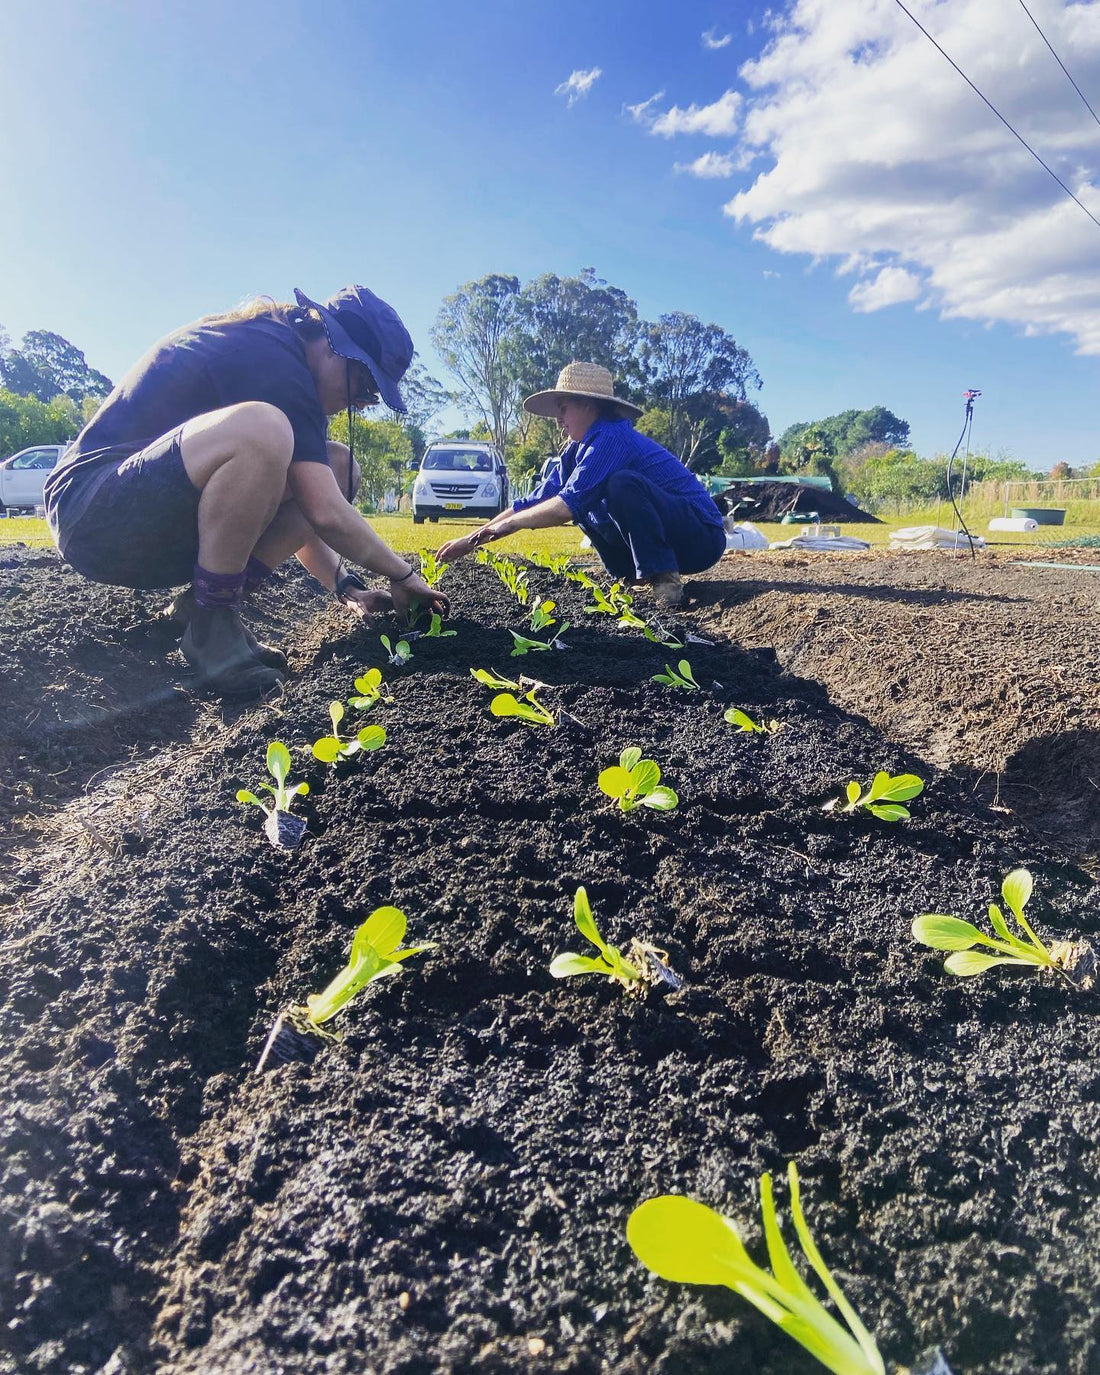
[444,502,463,510]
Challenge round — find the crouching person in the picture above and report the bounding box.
[436,363,725,606]
[44,286,443,696]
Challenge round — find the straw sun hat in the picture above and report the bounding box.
[523,362,643,420]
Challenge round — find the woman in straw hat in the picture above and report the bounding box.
[436,362,725,606]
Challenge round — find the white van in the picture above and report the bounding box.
[411,441,510,525]
[0,443,69,515]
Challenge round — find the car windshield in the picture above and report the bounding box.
[422,449,493,472]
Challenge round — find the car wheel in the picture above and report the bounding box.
[413,515,424,525]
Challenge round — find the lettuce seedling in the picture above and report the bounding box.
[297,906,436,1030]
[347,667,393,712]
[598,747,678,812]
[725,707,781,734]
[422,612,456,638]
[490,688,555,727]
[627,1162,885,1375]
[236,741,310,849]
[530,599,557,633]
[913,867,1087,981]
[312,702,387,766]
[471,667,521,690]
[418,547,447,588]
[549,886,644,988]
[643,621,684,649]
[381,634,412,666]
[826,771,924,821]
[495,559,529,605]
[652,660,701,691]
[586,582,631,616]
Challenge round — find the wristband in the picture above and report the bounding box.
[389,566,415,583]
[334,568,368,603]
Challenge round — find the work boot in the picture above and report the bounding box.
[180,604,285,696]
[648,571,684,608]
[163,589,288,672]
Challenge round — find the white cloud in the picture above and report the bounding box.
[675,151,738,178]
[555,67,602,107]
[648,89,743,137]
[717,0,1100,353]
[848,266,923,311]
[624,90,665,122]
[702,27,732,49]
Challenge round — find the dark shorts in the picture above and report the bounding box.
[49,428,201,589]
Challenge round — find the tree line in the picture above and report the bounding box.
[7,284,1079,514]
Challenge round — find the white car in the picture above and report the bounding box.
[0,443,69,515]
[411,441,510,524]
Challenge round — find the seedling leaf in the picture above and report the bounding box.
[302,905,435,1026]
[550,953,611,979]
[620,747,642,772]
[643,785,679,811]
[912,915,984,951]
[471,667,521,690]
[490,690,554,727]
[944,951,1031,976]
[599,748,678,813]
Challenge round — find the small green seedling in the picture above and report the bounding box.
[643,621,683,649]
[236,741,310,849]
[549,886,644,989]
[565,569,596,590]
[312,702,387,766]
[490,688,555,727]
[471,667,521,690]
[530,599,557,633]
[725,707,781,734]
[652,660,701,691]
[598,747,678,812]
[347,667,393,712]
[296,906,436,1031]
[381,634,412,666]
[496,559,529,605]
[418,548,446,588]
[627,1162,885,1375]
[586,582,631,616]
[827,771,924,822]
[913,867,1089,983]
[422,612,456,638]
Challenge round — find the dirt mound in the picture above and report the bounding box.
[1,551,1099,1374]
[718,480,879,523]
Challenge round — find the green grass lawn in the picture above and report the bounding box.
[6,510,1100,559]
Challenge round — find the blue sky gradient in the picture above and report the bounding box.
[2,0,1098,466]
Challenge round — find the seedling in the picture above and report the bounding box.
[312,702,387,766]
[347,667,393,712]
[913,867,1092,985]
[598,747,678,812]
[298,906,436,1030]
[586,582,631,617]
[530,599,557,633]
[495,559,529,605]
[490,688,555,727]
[627,1162,885,1375]
[471,667,521,691]
[565,569,596,590]
[422,612,456,638]
[549,886,680,994]
[652,660,701,691]
[725,707,781,734]
[826,771,924,822]
[236,741,310,849]
[643,621,684,649]
[381,634,412,666]
[418,548,447,588]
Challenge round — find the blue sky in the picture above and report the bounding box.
[2,0,1098,467]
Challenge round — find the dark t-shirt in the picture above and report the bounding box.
[45,313,330,530]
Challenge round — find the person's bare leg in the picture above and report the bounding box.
[174,402,294,692]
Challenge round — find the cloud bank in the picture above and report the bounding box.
[643,0,1100,353]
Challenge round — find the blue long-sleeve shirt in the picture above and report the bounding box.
[513,417,722,542]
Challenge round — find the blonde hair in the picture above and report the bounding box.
[199,295,325,338]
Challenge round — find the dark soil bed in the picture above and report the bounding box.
[2,546,1099,1375]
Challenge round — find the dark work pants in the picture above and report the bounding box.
[583,470,726,580]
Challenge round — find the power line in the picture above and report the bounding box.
[891,0,1100,235]
[1016,0,1100,131]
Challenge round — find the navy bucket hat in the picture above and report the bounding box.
[293,284,413,414]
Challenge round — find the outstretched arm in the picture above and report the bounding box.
[437,496,573,563]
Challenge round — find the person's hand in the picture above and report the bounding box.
[438,518,513,565]
[390,571,449,623]
[340,585,395,619]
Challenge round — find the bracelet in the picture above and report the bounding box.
[390,565,415,583]
[334,568,368,603]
